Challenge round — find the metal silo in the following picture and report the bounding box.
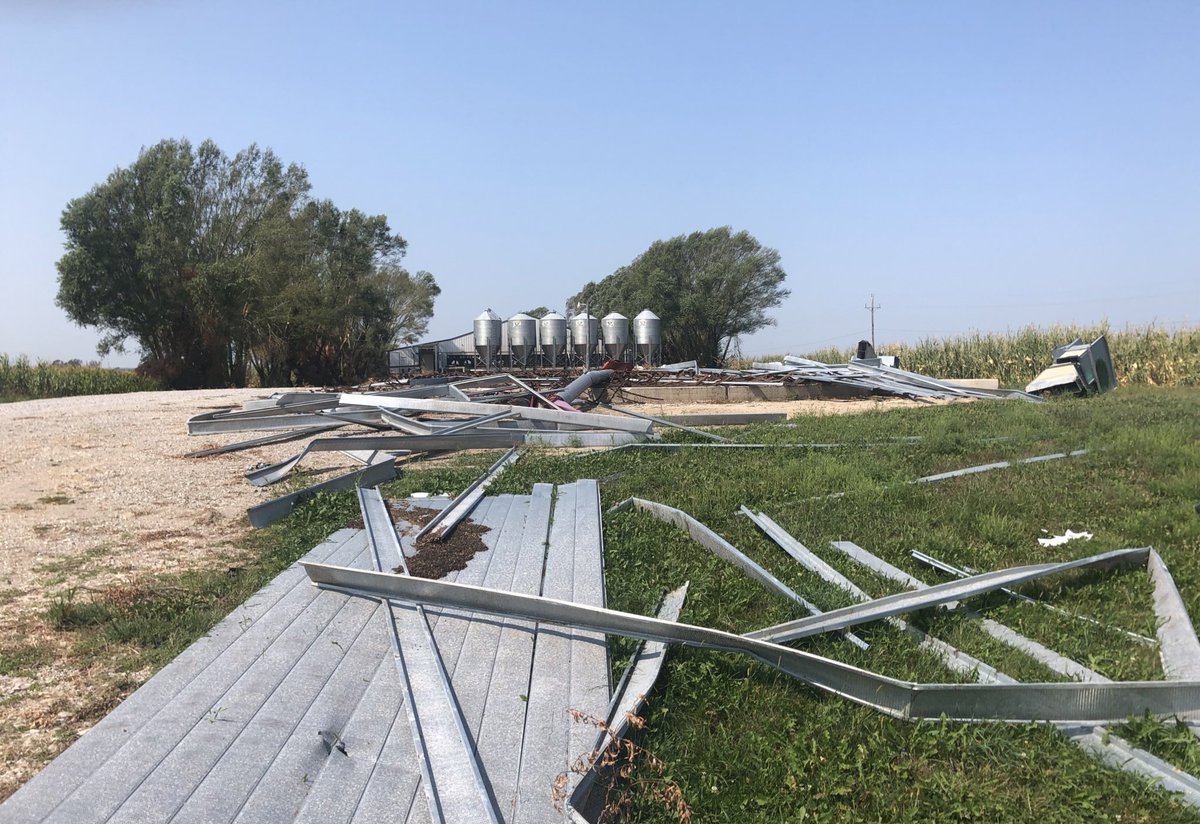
[633,309,662,365]
[539,311,567,367]
[601,312,630,362]
[508,313,537,367]
[474,309,502,368]
[570,312,599,364]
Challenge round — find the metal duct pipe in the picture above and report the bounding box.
[550,369,614,408]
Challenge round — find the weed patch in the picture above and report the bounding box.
[41,490,361,672]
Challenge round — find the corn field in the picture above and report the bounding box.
[0,354,160,401]
[749,324,1200,388]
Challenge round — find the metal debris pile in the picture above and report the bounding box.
[364,348,1046,402]
[187,357,1051,530]
[749,352,1042,401]
[186,372,674,528]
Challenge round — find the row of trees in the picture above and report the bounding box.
[56,139,438,388]
[57,141,789,383]
[570,227,789,365]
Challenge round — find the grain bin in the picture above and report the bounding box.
[507,313,537,366]
[474,309,502,368]
[539,311,567,366]
[570,312,599,364]
[601,312,630,361]
[633,309,662,365]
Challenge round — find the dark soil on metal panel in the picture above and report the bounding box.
[345,500,492,578]
[402,521,492,579]
[383,501,493,580]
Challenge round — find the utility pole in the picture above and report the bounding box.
[865,294,881,349]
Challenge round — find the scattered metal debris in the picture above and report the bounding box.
[740,508,1010,683]
[1026,335,1116,396]
[821,537,1200,808]
[913,450,1089,484]
[752,355,1043,402]
[245,432,521,488]
[187,371,670,527]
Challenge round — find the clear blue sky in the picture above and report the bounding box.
[2,1,1196,366]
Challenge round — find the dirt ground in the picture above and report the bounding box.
[0,387,923,801]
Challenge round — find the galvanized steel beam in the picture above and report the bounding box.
[617,498,869,650]
[357,488,502,824]
[599,403,729,442]
[415,448,522,542]
[246,458,396,528]
[826,540,1105,683]
[746,547,1150,644]
[300,562,1200,724]
[910,549,1157,647]
[567,583,689,822]
[741,508,1011,683]
[183,423,346,458]
[188,408,384,435]
[913,450,1089,484]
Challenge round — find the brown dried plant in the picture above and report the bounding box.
[552,707,692,824]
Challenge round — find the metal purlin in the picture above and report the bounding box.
[356,488,503,824]
[301,558,1200,725]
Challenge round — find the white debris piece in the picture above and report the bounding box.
[1039,529,1094,547]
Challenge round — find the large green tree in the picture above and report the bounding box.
[570,227,789,365]
[56,139,438,388]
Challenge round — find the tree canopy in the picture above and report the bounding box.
[56,138,438,388]
[569,227,789,365]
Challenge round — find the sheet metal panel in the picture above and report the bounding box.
[461,484,555,820]
[359,488,502,824]
[40,535,373,822]
[0,527,361,823]
[111,589,381,824]
[513,483,581,823]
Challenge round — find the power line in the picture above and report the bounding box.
[864,294,881,348]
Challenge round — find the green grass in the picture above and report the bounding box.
[0,353,160,402]
[0,640,53,677]
[741,322,1200,388]
[486,387,1200,822]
